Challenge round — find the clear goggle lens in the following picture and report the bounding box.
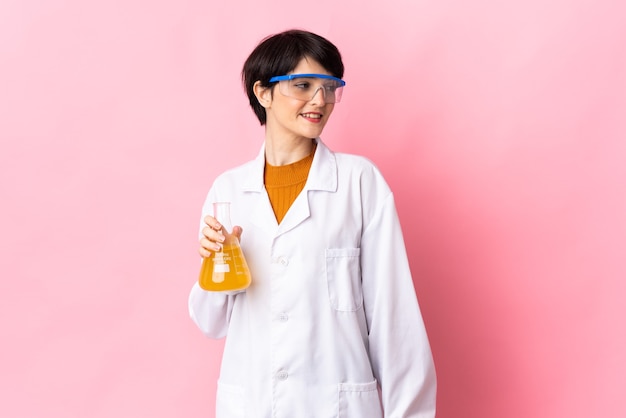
[269,73,346,104]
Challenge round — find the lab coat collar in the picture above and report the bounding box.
[241,138,338,236]
[241,138,337,193]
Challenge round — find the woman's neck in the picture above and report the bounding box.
[264,135,316,166]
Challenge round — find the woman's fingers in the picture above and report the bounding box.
[199,216,226,256]
[198,215,244,257]
[203,215,221,231]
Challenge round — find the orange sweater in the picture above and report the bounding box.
[264,145,316,224]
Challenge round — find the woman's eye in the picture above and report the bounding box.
[294,82,311,90]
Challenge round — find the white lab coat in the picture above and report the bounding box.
[189,138,436,418]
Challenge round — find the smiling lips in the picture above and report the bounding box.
[301,112,322,123]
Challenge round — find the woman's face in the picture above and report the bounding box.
[262,57,336,143]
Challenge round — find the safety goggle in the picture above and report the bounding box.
[268,73,346,104]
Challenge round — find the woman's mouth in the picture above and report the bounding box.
[301,112,322,123]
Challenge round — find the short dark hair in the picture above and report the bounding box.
[241,29,345,125]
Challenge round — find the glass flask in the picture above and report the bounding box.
[198,202,252,292]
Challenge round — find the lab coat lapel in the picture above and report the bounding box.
[276,139,337,237]
[241,144,279,235]
[275,189,310,236]
[250,190,279,235]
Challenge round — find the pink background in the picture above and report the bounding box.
[1,0,625,417]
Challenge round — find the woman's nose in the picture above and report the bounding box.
[309,86,327,105]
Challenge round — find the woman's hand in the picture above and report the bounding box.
[199,215,243,258]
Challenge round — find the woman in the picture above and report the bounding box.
[189,29,437,417]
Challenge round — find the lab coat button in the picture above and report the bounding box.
[279,257,289,266]
[278,312,289,322]
[276,370,288,380]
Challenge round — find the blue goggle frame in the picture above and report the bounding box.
[269,73,346,86]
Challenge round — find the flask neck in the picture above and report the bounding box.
[213,202,233,232]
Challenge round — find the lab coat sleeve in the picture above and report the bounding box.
[361,192,437,417]
[187,182,240,339]
[188,282,237,338]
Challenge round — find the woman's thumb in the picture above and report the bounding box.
[232,226,243,240]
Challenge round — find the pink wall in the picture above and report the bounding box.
[1,0,624,417]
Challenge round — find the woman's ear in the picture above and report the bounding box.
[253,81,272,108]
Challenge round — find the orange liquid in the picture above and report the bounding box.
[198,237,252,292]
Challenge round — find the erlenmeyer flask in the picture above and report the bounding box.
[198,202,252,292]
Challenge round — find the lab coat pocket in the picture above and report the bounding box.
[325,248,363,312]
[216,380,246,418]
[338,380,382,418]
